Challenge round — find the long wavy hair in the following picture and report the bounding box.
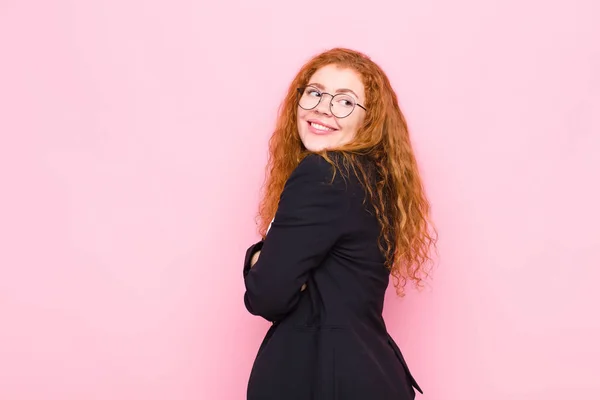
[257,48,437,296]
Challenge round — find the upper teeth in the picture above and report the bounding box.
[311,122,333,131]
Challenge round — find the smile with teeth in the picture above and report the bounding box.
[310,122,335,132]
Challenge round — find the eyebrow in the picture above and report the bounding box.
[307,82,360,100]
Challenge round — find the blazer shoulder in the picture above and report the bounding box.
[289,152,361,188]
[290,153,337,182]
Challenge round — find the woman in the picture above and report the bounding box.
[242,48,436,399]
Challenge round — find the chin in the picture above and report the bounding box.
[300,134,336,153]
[301,139,330,153]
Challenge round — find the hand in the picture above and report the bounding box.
[250,250,261,267]
[301,283,307,291]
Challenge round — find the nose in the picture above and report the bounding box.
[314,93,333,116]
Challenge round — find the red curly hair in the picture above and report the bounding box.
[257,48,437,296]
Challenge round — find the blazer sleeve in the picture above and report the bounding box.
[243,154,349,322]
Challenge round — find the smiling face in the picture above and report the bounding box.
[297,64,366,152]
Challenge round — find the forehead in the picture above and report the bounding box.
[307,65,365,99]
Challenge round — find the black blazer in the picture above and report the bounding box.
[243,153,422,400]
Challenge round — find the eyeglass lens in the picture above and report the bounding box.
[298,86,357,118]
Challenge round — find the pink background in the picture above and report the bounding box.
[1,0,599,399]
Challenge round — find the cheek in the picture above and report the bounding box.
[297,107,309,120]
[339,117,360,138]
[297,109,308,127]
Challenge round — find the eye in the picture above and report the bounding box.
[336,96,356,108]
[306,88,321,97]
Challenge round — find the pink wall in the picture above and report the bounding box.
[1,0,598,398]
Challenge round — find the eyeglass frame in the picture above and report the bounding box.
[296,85,367,118]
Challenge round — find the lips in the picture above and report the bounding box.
[307,120,337,135]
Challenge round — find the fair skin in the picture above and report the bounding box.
[297,64,366,152]
[251,65,367,291]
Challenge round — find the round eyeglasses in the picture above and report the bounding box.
[296,86,367,119]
